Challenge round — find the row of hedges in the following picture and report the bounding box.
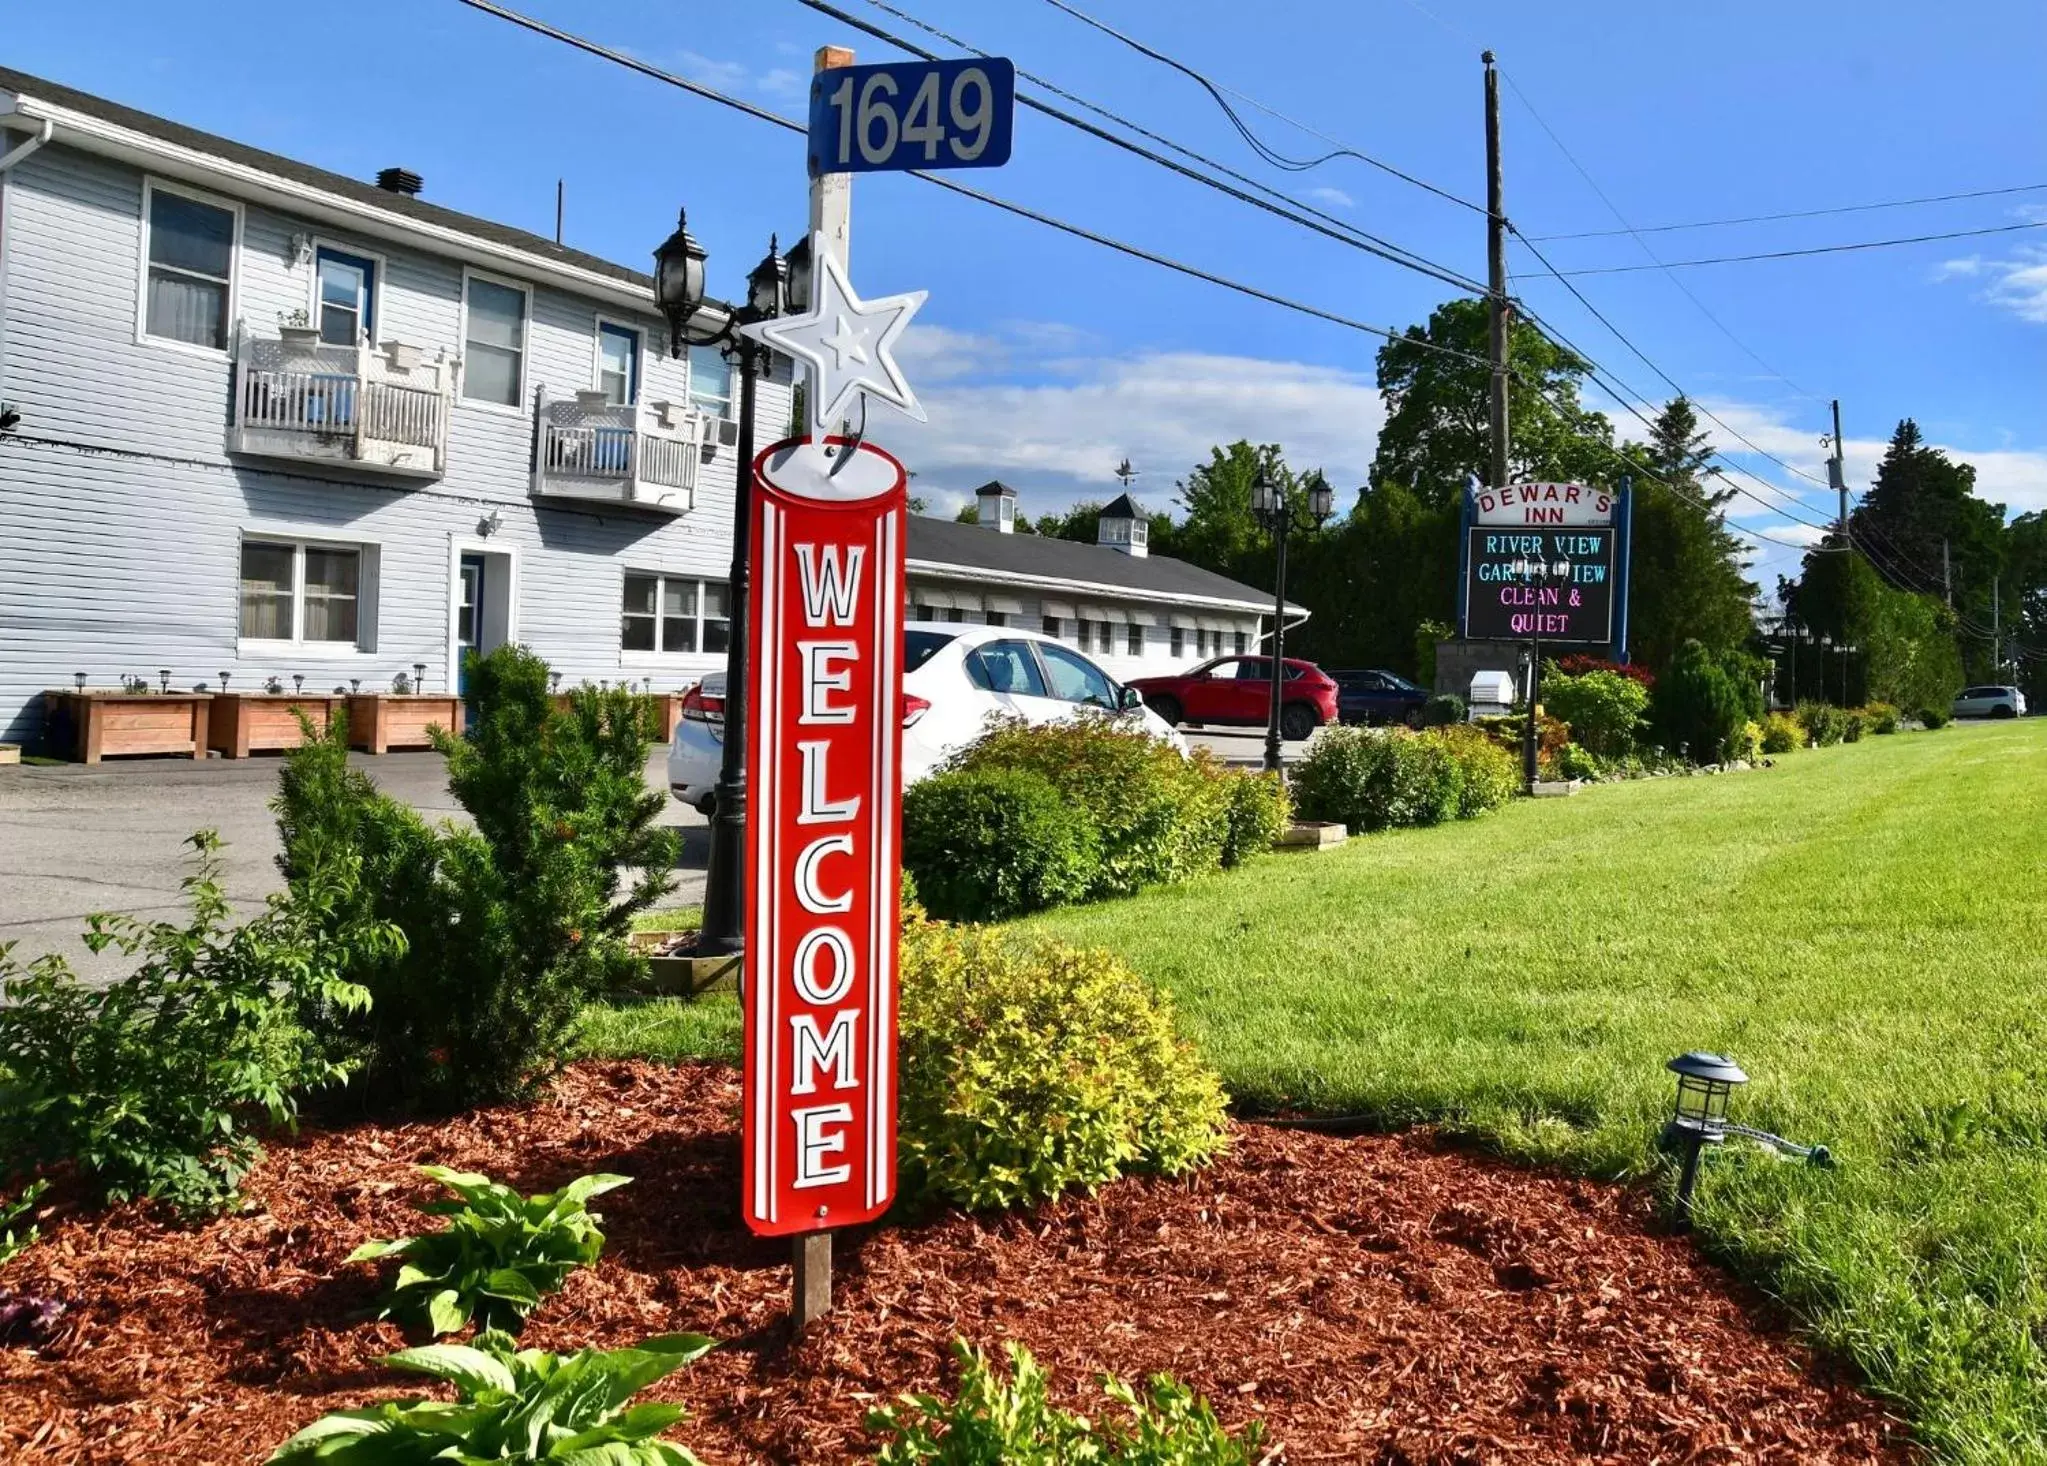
[1289,724,1518,834]
[903,717,1288,922]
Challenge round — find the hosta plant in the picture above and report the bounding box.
[347,1167,628,1336]
[267,1328,714,1463]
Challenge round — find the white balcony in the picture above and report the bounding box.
[229,324,451,478]
[532,391,706,516]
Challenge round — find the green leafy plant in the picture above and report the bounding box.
[1555,741,1602,781]
[267,1328,713,1463]
[0,832,389,1216]
[1430,723,1519,815]
[869,1339,1263,1465]
[1760,711,1804,754]
[1798,700,1847,746]
[348,1167,628,1336]
[1421,692,1465,727]
[1289,726,1462,833]
[276,647,679,1111]
[1540,665,1650,758]
[0,1179,48,1264]
[1653,640,1751,764]
[1918,704,1953,729]
[1841,709,1867,743]
[1864,701,1902,734]
[903,767,1100,922]
[1218,768,1289,867]
[896,920,1228,1210]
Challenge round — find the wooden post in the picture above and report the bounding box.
[792,1231,832,1328]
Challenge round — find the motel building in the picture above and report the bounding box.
[0,67,1290,750]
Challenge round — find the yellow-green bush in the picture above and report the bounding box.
[1760,711,1804,754]
[1431,723,1520,815]
[896,918,1229,1210]
[1219,765,1289,866]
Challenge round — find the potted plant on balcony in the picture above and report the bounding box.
[277,307,321,350]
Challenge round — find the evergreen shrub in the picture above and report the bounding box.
[1289,727,1463,833]
[1421,693,1465,727]
[1918,705,1952,729]
[1798,701,1847,746]
[902,768,1099,922]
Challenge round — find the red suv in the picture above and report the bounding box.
[1126,656,1339,741]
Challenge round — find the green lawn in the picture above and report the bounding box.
[582,722,2047,1460]
[1019,720,2047,1463]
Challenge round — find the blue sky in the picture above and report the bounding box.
[10,0,2045,592]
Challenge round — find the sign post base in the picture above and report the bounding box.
[793,1231,832,1328]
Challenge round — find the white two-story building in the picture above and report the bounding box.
[0,67,1290,748]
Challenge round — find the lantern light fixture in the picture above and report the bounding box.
[1664,1051,1747,1225]
[159,668,172,694]
[74,672,87,692]
[412,662,427,691]
[292,674,304,695]
[350,678,361,695]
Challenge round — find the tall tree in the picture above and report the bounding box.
[1619,397,1758,674]
[1851,420,2006,650]
[1370,298,1616,506]
[1171,441,1284,576]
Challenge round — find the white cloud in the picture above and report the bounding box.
[886,333,1385,516]
[1305,185,1355,209]
[1934,243,2047,324]
[670,49,803,101]
[894,324,1009,384]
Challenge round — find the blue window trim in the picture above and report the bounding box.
[598,321,642,405]
[315,246,378,344]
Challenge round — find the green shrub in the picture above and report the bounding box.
[1431,724,1519,815]
[1918,704,1953,729]
[0,1180,47,1265]
[1540,666,1649,758]
[347,1168,627,1337]
[267,1328,714,1463]
[1760,712,1804,754]
[1864,702,1902,734]
[1289,727,1462,834]
[276,648,679,1111]
[1219,768,1289,866]
[1797,701,1846,746]
[869,1339,1263,1466]
[1731,720,1764,763]
[1422,692,1465,727]
[948,718,1228,898]
[1841,709,1867,743]
[1654,640,1750,764]
[0,833,389,1217]
[1555,742,1601,781]
[896,920,1228,1210]
[903,768,1099,922]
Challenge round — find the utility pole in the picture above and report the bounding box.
[1993,574,2002,677]
[1484,52,1509,497]
[1828,399,1848,542]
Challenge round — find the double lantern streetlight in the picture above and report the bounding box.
[1249,458,1335,774]
[651,211,813,959]
[1511,553,1574,791]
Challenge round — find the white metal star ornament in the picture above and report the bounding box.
[737,236,927,440]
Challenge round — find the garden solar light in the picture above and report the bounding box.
[351,678,361,694]
[413,662,427,690]
[550,671,562,692]
[1664,1051,1745,1225]
[218,671,230,692]
[293,674,304,694]
[73,672,85,692]
[158,669,171,694]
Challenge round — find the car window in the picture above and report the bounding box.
[965,639,1048,697]
[904,629,955,675]
[1283,663,1309,681]
[1037,642,1119,707]
[1196,658,1237,679]
[1235,658,1273,681]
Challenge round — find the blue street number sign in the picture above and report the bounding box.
[809,58,1016,176]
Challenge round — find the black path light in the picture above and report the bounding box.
[412,662,427,692]
[158,669,172,694]
[1248,454,1335,774]
[653,207,798,960]
[74,672,86,693]
[1663,1051,1831,1227]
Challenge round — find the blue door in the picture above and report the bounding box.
[458,554,485,727]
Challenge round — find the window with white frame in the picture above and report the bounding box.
[1126,623,1143,656]
[1234,629,1249,655]
[623,572,729,654]
[143,185,236,350]
[1170,627,1186,657]
[239,539,364,646]
[688,343,733,417]
[463,275,528,406]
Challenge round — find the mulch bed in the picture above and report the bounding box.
[0,1061,1911,1463]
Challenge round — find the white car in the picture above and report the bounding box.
[666,621,1186,812]
[1951,684,2028,720]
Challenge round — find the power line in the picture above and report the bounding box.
[1527,182,2047,242]
[1028,0,1484,214]
[1551,219,2047,275]
[791,0,1488,296]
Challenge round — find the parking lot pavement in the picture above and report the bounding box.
[0,749,706,980]
[1181,725,1324,766]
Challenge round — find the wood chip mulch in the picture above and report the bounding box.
[0,1061,1912,1464]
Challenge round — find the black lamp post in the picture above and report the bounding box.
[654,209,803,960]
[1838,641,1857,707]
[1663,1050,1747,1226]
[1512,552,1574,790]
[1248,457,1334,774]
[1818,633,1835,703]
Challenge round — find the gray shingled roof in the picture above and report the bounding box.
[906,515,1294,614]
[0,64,698,302]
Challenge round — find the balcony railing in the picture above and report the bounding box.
[532,391,706,515]
[229,324,451,478]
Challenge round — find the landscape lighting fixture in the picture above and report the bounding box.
[293,674,304,694]
[412,662,427,690]
[158,669,171,694]
[219,671,231,693]
[73,672,86,692]
[350,678,361,694]
[1664,1051,1748,1226]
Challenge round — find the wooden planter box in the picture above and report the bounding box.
[207,693,346,758]
[43,690,211,763]
[346,693,461,754]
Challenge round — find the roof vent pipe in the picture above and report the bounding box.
[376,167,423,196]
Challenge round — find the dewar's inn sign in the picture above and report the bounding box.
[1460,480,1634,650]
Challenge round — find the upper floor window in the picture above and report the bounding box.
[463,275,528,407]
[689,343,732,418]
[316,247,377,346]
[240,539,363,647]
[598,322,641,406]
[144,184,236,351]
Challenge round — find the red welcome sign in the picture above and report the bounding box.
[742,435,907,1238]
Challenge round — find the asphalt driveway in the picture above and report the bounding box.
[0,749,707,980]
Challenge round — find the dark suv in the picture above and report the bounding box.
[1330,668,1429,726]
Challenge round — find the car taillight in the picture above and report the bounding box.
[902,693,931,728]
[681,687,724,725]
